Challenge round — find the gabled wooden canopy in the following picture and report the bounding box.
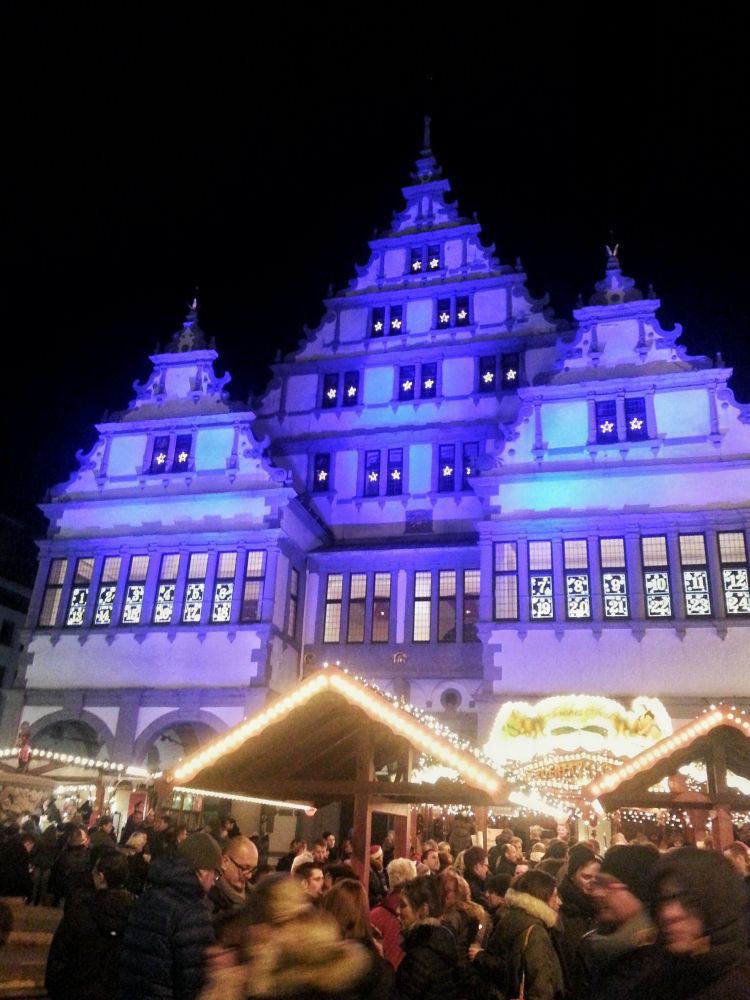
[167,666,506,809]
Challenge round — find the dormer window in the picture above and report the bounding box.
[322,373,339,409]
[410,248,423,272]
[149,436,170,473]
[343,371,359,406]
[427,245,440,270]
[171,434,192,472]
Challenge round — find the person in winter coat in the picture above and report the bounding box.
[119,830,220,1000]
[122,830,150,895]
[556,843,601,998]
[395,874,458,1000]
[370,857,417,970]
[634,846,750,999]
[49,824,91,906]
[439,867,486,1000]
[45,850,133,1000]
[322,878,395,1000]
[492,869,564,1000]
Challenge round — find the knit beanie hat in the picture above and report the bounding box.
[178,831,222,872]
[567,843,598,879]
[600,844,659,902]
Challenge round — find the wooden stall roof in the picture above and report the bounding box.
[584,708,750,811]
[167,666,507,808]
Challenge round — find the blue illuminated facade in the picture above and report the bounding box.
[6,127,750,764]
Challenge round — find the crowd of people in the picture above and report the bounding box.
[2,810,750,998]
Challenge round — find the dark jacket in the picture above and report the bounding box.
[46,886,134,1000]
[465,869,490,910]
[494,889,564,1000]
[442,905,483,999]
[395,919,459,1000]
[50,843,91,905]
[207,875,248,921]
[557,876,598,998]
[369,864,386,908]
[578,909,656,1000]
[119,855,215,1000]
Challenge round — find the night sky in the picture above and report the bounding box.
[4,9,749,542]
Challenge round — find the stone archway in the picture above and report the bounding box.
[133,711,226,770]
[31,712,112,759]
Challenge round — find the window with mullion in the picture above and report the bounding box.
[679,534,712,616]
[600,538,629,618]
[529,541,554,620]
[347,573,367,642]
[364,450,381,497]
[386,449,403,495]
[39,558,68,627]
[65,557,95,627]
[438,444,455,492]
[595,401,618,444]
[182,553,208,624]
[122,555,150,625]
[323,574,343,642]
[343,371,360,407]
[438,570,457,642]
[479,356,497,392]
[211,552,237,623]
[153,553,180,624]
[641,536,672,618]
[93,556,122,626]
[718,532,750,615]
[241,551,266,623]
[494,542,518,621]
[413,571,432,641]
[322,373,339,409]
[399,365,416,401]
[372,573,391,642]
[564,540,591,620]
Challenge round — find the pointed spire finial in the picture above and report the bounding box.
[422,115,432,154]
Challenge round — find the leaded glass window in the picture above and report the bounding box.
[390,305,403,333]
[241,551,266,623]
[343,371,359,407]
[386,448,403,496]
[641,536,672,618]
[719,531,750,615]
[529,541,554,620]
[182,553,208,624]
[625,398,648,441]
[372,573,391,642]
[595,401,618,444]
[455,296,470,326]
[410,247,423,273]
[347,573,367,642]
[66,557,94,627]
[39,558,68,627]
[421,362,437,399]
[212,552,236,623]
[364,450,381,497]
[313,454,330,492]
[494,542,518,620]
[679,534,712,616]
[171,434,192,472]
[463,570,480,641]
[479,356,496,392]
[438,571,457,642]
[413,571,432,641]
[149,435,170,474]
[437,298,451,328]
[371,307,385,337]
[564,540,590,619]
[322,373,339,409]
[122,555,149,625]
[154,553,180,624]
[288,567,299,638]
[94,556,121,626]
[323,574,343,642]
[600,538,629,618]
[399,365,416,401]
[462,442,479,490]
[427,245,441,270]
[438,444,455,492]
[501,353,520,388]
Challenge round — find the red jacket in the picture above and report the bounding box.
[370,889,404,970]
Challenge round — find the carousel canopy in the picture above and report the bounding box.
[168,666,507,808]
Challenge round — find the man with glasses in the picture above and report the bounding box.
[463,845,491,908]
[209,835,259,919]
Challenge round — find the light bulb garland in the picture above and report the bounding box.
[0,746,153,778]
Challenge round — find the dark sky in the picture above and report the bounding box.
[4,8,749,534]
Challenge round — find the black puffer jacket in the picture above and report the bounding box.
[494,889,564,1000]
[395,919,459,1000]
[118,855,215,1000]
[45,887,133,1000]
[557,876,598,997]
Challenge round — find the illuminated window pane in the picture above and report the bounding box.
[323,574,343,642]
[595,401,618,444]
[528,541,552,570]
[462,442,479,490]
[438,444,455,492]
[94,556,121,626]
[364,450,381,497]
[371,307,385,337]
[679,534,711,617]
[313,454,330,492]
[122,556,149,624]
[437,298,451,328]
[680,535,707,564]
[154,553,180,624]
[241,551,266,623]
[171,434,192,472]
[501,353,519,388]
[149,435,170,474]
[427,245,440,270]
[389,305,403,333]
[183,553,208,623]
[347,573,367,642]
[386,449,403,496]
[494,543,518,620]
[495,542,517,572]
[421,362,437,399]
[455,296,470,326]
[39,557,68,627]
[212,552,237,623]
[463,570,480,641]
[600,539,628,618]
[66,557,94,627]
[719,531,750,615]
[625,398,648,441]
[479,356,496,393]
[399,365,416,402]
[372,572,391,643]
[641,536,671,618]
[564,539,590,618]
[343,371,359,407]
[438,570,456,642]
[719,531,747,563]
[528,541,553,620]
[413,572,432,642]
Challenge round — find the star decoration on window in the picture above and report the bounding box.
[482,371,495,384]
[439,312,450,324]
[412,260,422,271]
[465,466,472,476]
[373,320,383,332]
[600,421,615,434]
[326,388,337,399]
[423,378,435,390]
[317,469,328,482]
[457,309,468,320]
[155,452,166,465]
[629,417,644,430]
[402,379,413,391]
[368,471,379,482]
[429,257,439,269]
[391,469,401,480]
[505,368,517,381]
[391,318,402,330]
[442,465,453,477]
[177,451,189,463]
[346,385,357,397]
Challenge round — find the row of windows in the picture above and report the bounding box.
[322,570,480,644]
[493,532,750,622]
[370,296,472,337]
[39,551,273,630]
[312,443,480,496]
[594,398,649,444]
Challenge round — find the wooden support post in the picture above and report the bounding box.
[392,814,408,859]
[712,807,734,852]
[350,729,374,885]
[475,806,488,850]
[706,736,733,852]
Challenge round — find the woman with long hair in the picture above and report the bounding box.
[439,867,485,999]
[395,874,458,1000]
[322,878,394,1000]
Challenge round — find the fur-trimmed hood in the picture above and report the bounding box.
[505,887,559,928]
